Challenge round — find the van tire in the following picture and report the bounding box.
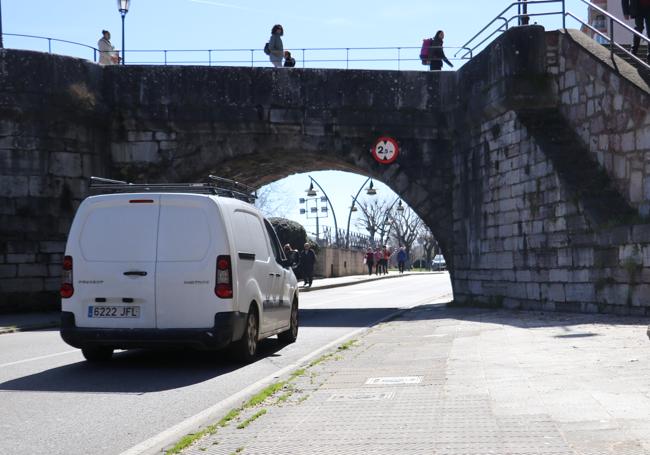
[278,299,298,344]
[81,346,114,362]
[232,307,259,363]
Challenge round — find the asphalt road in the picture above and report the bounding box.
[0,273,452,455]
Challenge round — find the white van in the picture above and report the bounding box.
[60,178,299,362]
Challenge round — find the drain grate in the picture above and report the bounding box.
[328,392,395,402]
[365,376,422,385]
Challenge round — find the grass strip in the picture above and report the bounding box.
[236,409,267,429]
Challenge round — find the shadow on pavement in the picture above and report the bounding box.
[299,308,401,328]
[0,338,284,394]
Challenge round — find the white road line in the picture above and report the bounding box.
[0,349,79,368]
[119,293,451,455]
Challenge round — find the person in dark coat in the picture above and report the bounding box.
[299,243,316,287]
[623,0,650,62]
[429,30,454,71]
[283,51,296,67]
[364,247,374,276]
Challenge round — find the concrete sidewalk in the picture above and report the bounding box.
[176,304,650,455]
[0,271,441,334]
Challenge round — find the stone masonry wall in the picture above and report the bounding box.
[549,30,650,216]
[451,109,650,314]
[0,50,108,311]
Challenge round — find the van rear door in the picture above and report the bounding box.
[155,195,220,329]
[73,195,160,329]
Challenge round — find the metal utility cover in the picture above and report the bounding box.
[328,392,395,402]
[365,376,422,385]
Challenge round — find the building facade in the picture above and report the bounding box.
[582,0,636,45]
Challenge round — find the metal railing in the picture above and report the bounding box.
[2,1,649,71]
[455,0,649,70]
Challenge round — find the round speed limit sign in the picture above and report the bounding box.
[372,137,399,164]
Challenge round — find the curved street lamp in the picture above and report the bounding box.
[345,176,377,248]
[306,176,340,246]
[117,0,130,65]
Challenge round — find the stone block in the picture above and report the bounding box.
[0,265,17,278]
[565,283,595,302]
[6,254,36,264]
[547,283,566,302]
[636,125,650,150]
[557,248,573,267]
[49,152,82,178]
[126,142,159,162]
[0,176,29,197]
[0,277,44,293]
[549,268,569,282]
[39,241,66,254]
[18,264,48,277]
[526,282,540,300]
[128,131,153,142]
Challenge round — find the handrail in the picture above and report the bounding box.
[3,32,98,61]
[455,0,565,58]
[2,33,466,69]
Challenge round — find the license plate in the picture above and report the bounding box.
[88,305,140,318]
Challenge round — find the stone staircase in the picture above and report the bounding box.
[603,43,650,82]
[517,108,638,227]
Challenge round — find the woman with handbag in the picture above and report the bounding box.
[98,30,119,65]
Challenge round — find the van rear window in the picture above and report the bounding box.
[79,202,158,262]
[157,204,211,262]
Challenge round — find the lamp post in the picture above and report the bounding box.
[344,177,377,248]
[117,0,130,65]
[299,177,340,246]
[0,0,4,49]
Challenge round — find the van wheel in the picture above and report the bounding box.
[232,308,259,363]
[278,299,299,344]
[81,346,113,362]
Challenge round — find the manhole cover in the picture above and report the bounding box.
[365,376,422,385]
[328,392,395,402]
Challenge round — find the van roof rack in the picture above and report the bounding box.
[88,175,257,203]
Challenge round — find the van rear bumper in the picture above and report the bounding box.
[59,311,247,350]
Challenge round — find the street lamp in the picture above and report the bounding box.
[301,176,340,246]
[0,0,4,49]
[344,176,377,248]
[117,0,130,65]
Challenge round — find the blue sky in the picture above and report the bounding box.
[3,0,590,235]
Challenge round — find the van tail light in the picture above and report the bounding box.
[215,255,233,298]
[60,255,74,299]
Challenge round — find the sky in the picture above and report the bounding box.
[2,0,591,236]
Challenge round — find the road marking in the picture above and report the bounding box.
[119,293,451,455]
[0,349,79,368]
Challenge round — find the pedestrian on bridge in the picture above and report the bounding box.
[429,30,453,71]
[623,0,650,62]
[397,246,407,274]
[98,30,119,65]
[268,24,284,68]
[364,247,375,276]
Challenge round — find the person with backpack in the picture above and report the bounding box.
[426,30,453,71]
[266,24,284,68]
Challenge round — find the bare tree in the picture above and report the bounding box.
[255,182,294,218]
[355,199,392,247]
[417,226,437,270]
[390,207,422,267]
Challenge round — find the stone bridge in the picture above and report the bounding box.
[1,26,650,313]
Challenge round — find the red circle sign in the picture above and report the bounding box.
[372,137,399,164]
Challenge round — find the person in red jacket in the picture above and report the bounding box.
[623,0,650,62]
[364,247,374,276]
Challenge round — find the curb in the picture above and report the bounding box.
[298,271,440,292]
[0,321,60,335]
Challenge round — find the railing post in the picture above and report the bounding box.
[562,0,566,29]
[609,17,614,60]
[208,50,212,66]
[48,38,51,54]
[164,49,167,65]
[251,49,254,67]
[302,49,305,68]
[397,47,401,71]
[93,49,97,62]
[346,48,349,70]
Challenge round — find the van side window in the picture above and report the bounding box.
[233,211,270,260]
[263,220,285,262]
